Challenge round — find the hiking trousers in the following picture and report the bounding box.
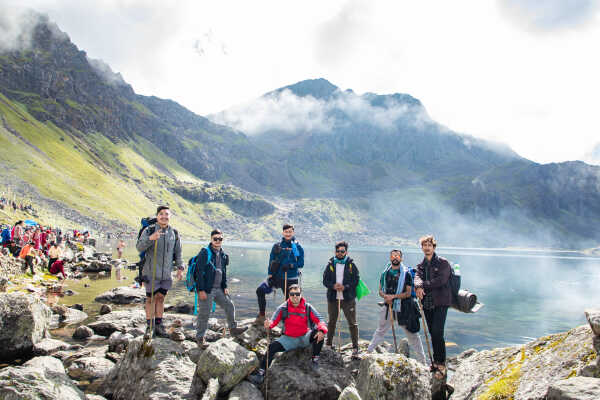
[196,289,238,339]
[260,328,324,370]
[326,299,359,349]
[423,306,448,364]
[367,304,426,364]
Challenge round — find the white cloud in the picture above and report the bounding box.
[498,0,600,32]
[4,0,600,164]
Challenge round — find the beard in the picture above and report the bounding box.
[391,260,400,265]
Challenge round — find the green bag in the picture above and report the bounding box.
[356,279,371,301]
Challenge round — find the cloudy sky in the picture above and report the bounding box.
[5,0,600,164]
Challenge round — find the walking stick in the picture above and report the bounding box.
[337,298,342,353]
[142,240,158,352]
[388,303,398,353]
[284,270,288,299]
[265,321,270,400]
[417,298,434,369]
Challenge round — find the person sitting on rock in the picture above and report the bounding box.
[136,205,184,339]
[254,224,304,325]
[49,258,67,280]
[193,229,247,349]
[7,240,20,257]
[248,284,328,385]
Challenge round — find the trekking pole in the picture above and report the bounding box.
[284,270,288,299]
[388,303,398,353]
[337,298,342,353]
[143,240,158,349]
[265,318,270,400]
[417,299,434,369]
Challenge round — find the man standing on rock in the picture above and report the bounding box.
[414,235,452,375]
[136,205,183,339]
[248,284,328,384]
[194,229,247,349]
[322,241,360,357]
[254,224,304,325]
[366,249,426,364]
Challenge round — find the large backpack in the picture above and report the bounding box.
[186,247,216,315]
[448,264,461,306]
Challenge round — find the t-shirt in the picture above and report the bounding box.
[212,248,223,289]
[380,266,412,295]
[335,262,345,300]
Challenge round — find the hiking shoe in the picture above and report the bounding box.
[253,314,266,326]
[248,369,265,385]
[143,325,152,340]
[196,337,209,350]
[154,323,168,338]
[310,357,320,372]
[230,326,248,336]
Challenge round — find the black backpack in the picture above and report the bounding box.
[448,266,461,306]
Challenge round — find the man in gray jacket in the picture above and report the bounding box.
[136,205,183,338]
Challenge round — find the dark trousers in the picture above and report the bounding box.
[25,255,34,274]
[260,328,324,370]
[326,299,359,349]
[256,278,298,314]
[424,306,448,364]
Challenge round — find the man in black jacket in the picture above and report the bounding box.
[194,229,247,348]
[322,241,360,357]
[414,235,452,375]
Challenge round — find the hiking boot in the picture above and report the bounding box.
[143,325,152,340]
[351,348,360,359]
[310,356,320,372]
[253,314,266,326]
[230,326,248,336]
[248,369,265,385]
[154,323,168,338]
[196,337,209,350]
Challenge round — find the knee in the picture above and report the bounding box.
[155,294,165,304]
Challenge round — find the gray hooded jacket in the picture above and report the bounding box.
[136,224,183,282]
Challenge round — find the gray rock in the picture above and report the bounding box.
[108,331,133,353]
[0,356,86,399]
[202,377,220,400]
[85,395,107,400]
[62,345,110,368]
[101,337,196,400]
[67,356,115,392]
[34,338,71,355]
[88,321,122,337]
[171,328,185,342]
[73,325,94,339]
[71,303,84,311]
[450,325,597,400]
[99,304,112,315]
[0,292,51,361]
[51,307,88,328]
[95,286,145,304]
[356,353,430,400]
[128,327,145,337]
[228,381,264,400]
[338,386,362,400]
[585,309,600,336]
[195,338,259,393]
[546,377,600,399]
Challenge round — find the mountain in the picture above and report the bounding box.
[583,143,600,166]
[1,12,599,248]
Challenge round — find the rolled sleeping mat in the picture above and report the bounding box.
[451,289,483,313]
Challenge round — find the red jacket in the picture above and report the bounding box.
[270,297,327,337]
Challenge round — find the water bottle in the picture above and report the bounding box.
[453,263,461,276]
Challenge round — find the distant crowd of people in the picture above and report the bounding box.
[0,196,36,213]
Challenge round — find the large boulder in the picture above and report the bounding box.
[450,325,597,400]
[546,376,600,399]
[33,338,71,355]
[0,356,86,399]
[228,381,264,400]
[50,307,88,328]
[73,325,94,339]
[338,386,362,400]
[585,309,600,336]
[356,353,430,400]
[95,286,145,304]
[266,346,353,400]
[0,292,52,361]
[67,356,115,392]
[195,338,259,393]
[101,337,196,399]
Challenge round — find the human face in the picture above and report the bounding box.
[390,251,402,267]
[335,247,347,259]
[289,290,302,306]
[156,209,170,228]
[282,227,294,241]
[421,241,435,259]
[211,234,224,250]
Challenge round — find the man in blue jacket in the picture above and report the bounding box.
[254,224,304,325]
[194,229,247,348]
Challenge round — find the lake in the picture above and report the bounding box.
[61,240,600,356]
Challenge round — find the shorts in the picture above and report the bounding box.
[143,278,172,297]
[276,331,312,351]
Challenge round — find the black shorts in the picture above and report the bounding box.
[146,288,168,297]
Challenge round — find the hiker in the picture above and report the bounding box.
[193,229,247,348]
[254,224,304,325]
[7,240,20,257]
[248,284,327,384]
[49,259,67,280]
[47,242,61,270]
[19,241,36,275]
[322,241,360,357]
[367,249,426,364]
[414,235,451,375]
[11,221,24,246]
[116,239,125,259]
[136,205,184,338]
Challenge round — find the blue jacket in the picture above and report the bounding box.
[194,244,229,294]
[268,238,304,280]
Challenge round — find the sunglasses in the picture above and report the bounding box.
[335,249,346,253]
[289,292,301,297]
[212,237,223,242]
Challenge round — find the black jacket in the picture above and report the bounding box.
[414,253,452,307]
[322,257,360,302]
[194,245,229,294]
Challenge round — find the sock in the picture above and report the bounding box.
[146,319,151,327]
[312,356,319,362]
[155,317,162,325]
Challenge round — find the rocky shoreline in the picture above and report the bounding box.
[1,245,599,399]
